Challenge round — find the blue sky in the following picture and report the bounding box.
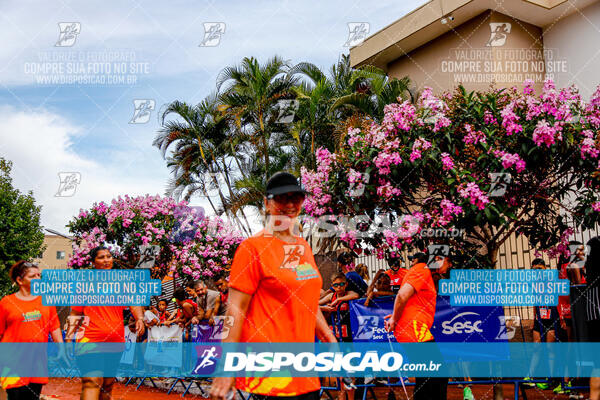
[0,0,426,232]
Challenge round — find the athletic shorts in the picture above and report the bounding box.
[76,351,122,377]
[533,306,559,335]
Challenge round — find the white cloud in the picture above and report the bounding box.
[0,0,427,86]
[0,105,214,232]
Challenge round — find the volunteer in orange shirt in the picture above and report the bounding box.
[385,254,406,293]
[66,246,145,400]
[0,261,65,400]
[384,251,450,400]
[210,172,337,400]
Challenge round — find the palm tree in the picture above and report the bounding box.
[330,64,414,121]
[155,55,414,232]
[289,56,413,170]
[154,96,252,235]
[217,56,299,183]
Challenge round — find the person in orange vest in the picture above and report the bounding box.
[385,251,450,400]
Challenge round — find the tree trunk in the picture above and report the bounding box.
[220,161,253,235]
[259,112,269,181]
[488,245,499,269]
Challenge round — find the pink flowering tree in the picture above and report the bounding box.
[67,195,243,279]
[301,80,600,266]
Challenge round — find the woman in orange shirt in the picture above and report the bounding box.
[210,172,337,400]
[0,260,65,400]
[66,247,145,400]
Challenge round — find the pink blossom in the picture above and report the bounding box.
[439,199,463,225]
[374,151,402,175]
[547,228,575,258]
[458,182,490,210]
[463,124,487,145]
[592,202,600,212]
[440,152,455,170]
[483,110,498,125]
[376,181,402,200]
[409,138,432,162]
[500,102,523,136]
[418,87,451,132]
[381,101,416,133]
[347,127,363,147]
[492,150,526,173]
[523,79,535,95]
[580,130,599,159]
[533,119,562,147]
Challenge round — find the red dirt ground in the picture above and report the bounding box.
[42,378,590,400]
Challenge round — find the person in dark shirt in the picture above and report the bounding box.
[337,252,368,298]
[583,236,600,400]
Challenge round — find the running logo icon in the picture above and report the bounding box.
[55,23,81,47]
[136,245,160,269]
[199,23,226,47]
[495,316,519,340]
[55,172,81,197]
[486,23,511,47]
[65,315,90,340]
[344,23,370,47]
[276,99,299,124]
[130,99,155,124]
[280,244,305,269]
[489,172,512,197]
[354,316,379,340]
[426,244,450,270]
[192,345,222,375]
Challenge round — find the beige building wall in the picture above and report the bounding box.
[33,235,73,269]
[542,1,600,100]
[388,10,546,93]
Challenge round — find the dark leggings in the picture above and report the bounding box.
[414,377,448,400]
[6,383,43,400]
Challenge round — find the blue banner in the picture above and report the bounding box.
[431,296,507,342]
[349,296,507,343]
[349,296,396,342]
[2,343,599,377]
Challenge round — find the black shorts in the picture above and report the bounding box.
[533,306,559,335]
[586,319,600,342]
[76,351,122,377]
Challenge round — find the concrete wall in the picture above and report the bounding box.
[543,1,600,100]
[388,10,546,93]
[34,235,73,269]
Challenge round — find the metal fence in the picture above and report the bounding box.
[353,222,600,323]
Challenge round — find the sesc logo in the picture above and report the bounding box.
[441,312,483,335]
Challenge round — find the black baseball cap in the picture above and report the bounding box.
[408,252,428,263]
[266,172,307,196]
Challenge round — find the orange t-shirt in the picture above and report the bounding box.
[70,305,126,343]
[0,294,60,389]
[386,268,407,291]
[558,263,572,319]
[394,263,436,343]
[229,231,323,396]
